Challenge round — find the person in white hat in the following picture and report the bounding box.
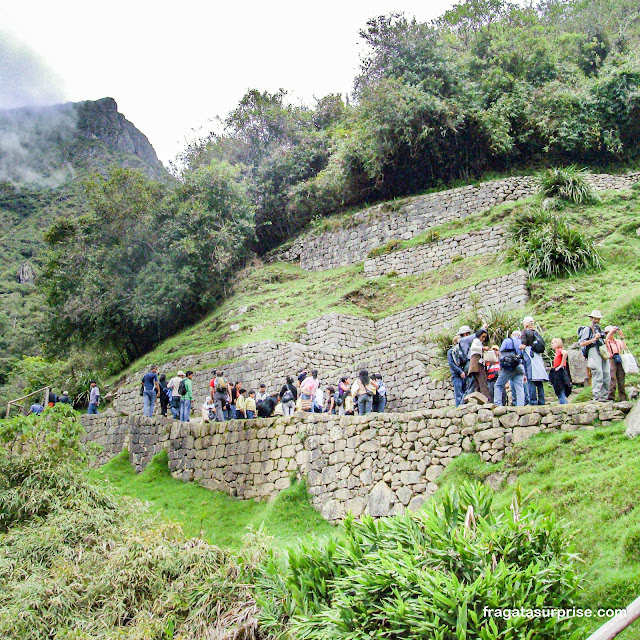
[167,370,186,419]
[579,311,616,402]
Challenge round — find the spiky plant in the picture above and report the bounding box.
[507,206,602,278]
[538,166,600,204]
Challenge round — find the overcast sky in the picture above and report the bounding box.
[1,0,460,167]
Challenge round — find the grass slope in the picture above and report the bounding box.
[89,449,333,548]
[112,181,640,388]
[438,422,640,638]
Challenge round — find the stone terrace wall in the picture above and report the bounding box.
[363,226,507,278]
[82,400,631,521]
[266,172,639,272]
[112,271,528,415]
[301,313,376,351]
[375,270,528,345]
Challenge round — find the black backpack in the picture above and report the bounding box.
[531,331,546,354]
[499,339,523,372]
[178,379,188,396]
[281,384,294,403]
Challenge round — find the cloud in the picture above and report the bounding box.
[0,30,66,110]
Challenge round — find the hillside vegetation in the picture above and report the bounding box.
[1,0,635,397]
[111,179,640,390]
[3,406,640,638]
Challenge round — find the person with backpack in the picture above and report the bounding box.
[605,325,628,402]
[178,371,193,422]
[579,310,616,402]
[447,335,466,407]
[279,376,297,416]
[493,332,526,406]
[336,376,351,416]
[167,371,185,419]
[521,317,548,406]
[210,370,231,421]
[158,374,171,417]
[141,366,161,418]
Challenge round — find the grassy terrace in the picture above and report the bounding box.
[110,183,640,387]
[90,449,333,549]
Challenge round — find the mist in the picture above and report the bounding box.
[0,32,75,187]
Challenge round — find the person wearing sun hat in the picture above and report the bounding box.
[579,310,616,402]
[604,324,628,402]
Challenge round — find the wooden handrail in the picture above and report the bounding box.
[5,386,50,419]
[586,596,640,640]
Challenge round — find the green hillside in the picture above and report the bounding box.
[112,179,640,389]
[0,98,168,390]
[438,421,640,638]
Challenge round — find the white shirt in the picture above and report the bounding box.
[168,376,183,397]
[256,391,268,403]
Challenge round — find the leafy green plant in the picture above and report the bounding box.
[256,482,586,640]
[538,167,600,205]
[507,206,602,278]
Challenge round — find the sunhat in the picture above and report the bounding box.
[177,370,186,376]
[458,325,472,335]
[587,310,603,319]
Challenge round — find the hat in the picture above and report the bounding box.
[522,316,534,325]
[177,370,186,377]
[491,345,500,351]
[458,325,472,335]
[604,325,614,333]
[587,310,603,319]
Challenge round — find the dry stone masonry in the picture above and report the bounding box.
[112,271,529,416]
[82,400,632,521]
[363,226,507,278]
[268,172,639,272]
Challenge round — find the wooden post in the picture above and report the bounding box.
[586,596,640,640]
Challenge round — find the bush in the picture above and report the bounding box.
[0,405,260,639]
[458,304,523,348]
[538,166,600,205]
[256,482,587,639]
[507,206,602,278]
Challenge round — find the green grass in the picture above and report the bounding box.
[109,183,640,390]
[89,449,333,549]
[437,422,640,638]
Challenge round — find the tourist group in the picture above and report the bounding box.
[447,310,637,407]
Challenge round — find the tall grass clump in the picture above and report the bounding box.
[539,166,600,205]
[255,482,588,639]
[507,206,602,278]
[0,405,261,639]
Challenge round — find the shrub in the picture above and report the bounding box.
[0,405,259,639]
[256,482,587,639]
[458,304,523,347]
[538,166,600,205]
[507,206,602,277]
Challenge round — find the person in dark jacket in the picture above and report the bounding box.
[447,335,466,407]
[158,374,170,417]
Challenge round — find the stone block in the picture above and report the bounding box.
[367,480,395,517]
[512,426,541,443]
